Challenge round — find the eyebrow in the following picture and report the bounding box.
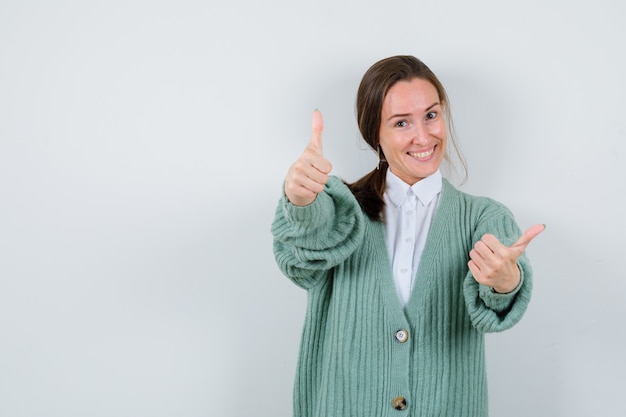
[386,102,441,122]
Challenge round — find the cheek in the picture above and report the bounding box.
[378,130,396,155]
[431,121,446,138]
[380,136,406,160]
[378,141,392,161]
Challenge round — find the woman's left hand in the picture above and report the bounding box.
[468,224,545,293]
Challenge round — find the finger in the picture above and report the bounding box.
[467,259,483,279]
[299,175,327,194]
[308,153,332,175]
[512,224,546,250]
[292,157,330,185]
[472,241,493,260]
[469,244,497,275]
[468,248,485,269]
[477,234,502,255]
[308,109,324,154]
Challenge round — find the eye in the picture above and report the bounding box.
[426,111,437,120]
[395,120,408,127]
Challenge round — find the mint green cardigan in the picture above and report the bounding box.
[272,176,532,417]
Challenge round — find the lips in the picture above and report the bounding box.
[407,147,435,160]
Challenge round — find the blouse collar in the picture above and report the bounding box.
[385,169,443,208]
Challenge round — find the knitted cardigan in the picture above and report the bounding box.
[271,176,533,417]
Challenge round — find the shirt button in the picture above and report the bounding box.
[400,268,408,273]
[392,396,407,410]
[395,329,409,343]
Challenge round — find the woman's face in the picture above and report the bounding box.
[378,78,446,185]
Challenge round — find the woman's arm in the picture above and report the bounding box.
[463,203,544,332]
[272,176,366,290]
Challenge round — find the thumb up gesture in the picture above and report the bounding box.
[284,110,333,206]
[468,224,545,293]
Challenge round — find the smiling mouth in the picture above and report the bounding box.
[408,147,435,159]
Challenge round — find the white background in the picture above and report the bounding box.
[1,1,624,416]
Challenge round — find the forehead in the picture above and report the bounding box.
[382,78,440,114]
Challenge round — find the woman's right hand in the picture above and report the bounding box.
[284,110,333,206]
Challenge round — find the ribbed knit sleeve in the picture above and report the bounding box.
[271,176,366,289]
[463,199,533,333]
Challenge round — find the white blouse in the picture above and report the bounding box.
[383,169,442,307]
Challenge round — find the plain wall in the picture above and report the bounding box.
[1,1,624,416]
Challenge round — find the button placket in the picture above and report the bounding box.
[388,192,415,413]
[389,325,410,412]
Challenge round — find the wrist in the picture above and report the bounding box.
[491,277,521,294]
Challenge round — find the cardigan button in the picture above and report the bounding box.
[392,396,407,410]
[395,329,409,343]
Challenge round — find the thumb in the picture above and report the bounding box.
[512,224,546,251]
[308,109,324,154]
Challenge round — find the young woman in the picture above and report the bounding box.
[272,55,544,417]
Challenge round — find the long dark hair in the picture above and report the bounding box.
[347,55,465,221]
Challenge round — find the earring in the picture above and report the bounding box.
[377,145,386,170]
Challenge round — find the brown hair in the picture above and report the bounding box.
[347,55,466,221]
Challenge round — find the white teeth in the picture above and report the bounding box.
[409,149,434,159]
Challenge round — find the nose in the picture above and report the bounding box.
[410,123,429,145]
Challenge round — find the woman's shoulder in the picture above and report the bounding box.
[441,179,514,217]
